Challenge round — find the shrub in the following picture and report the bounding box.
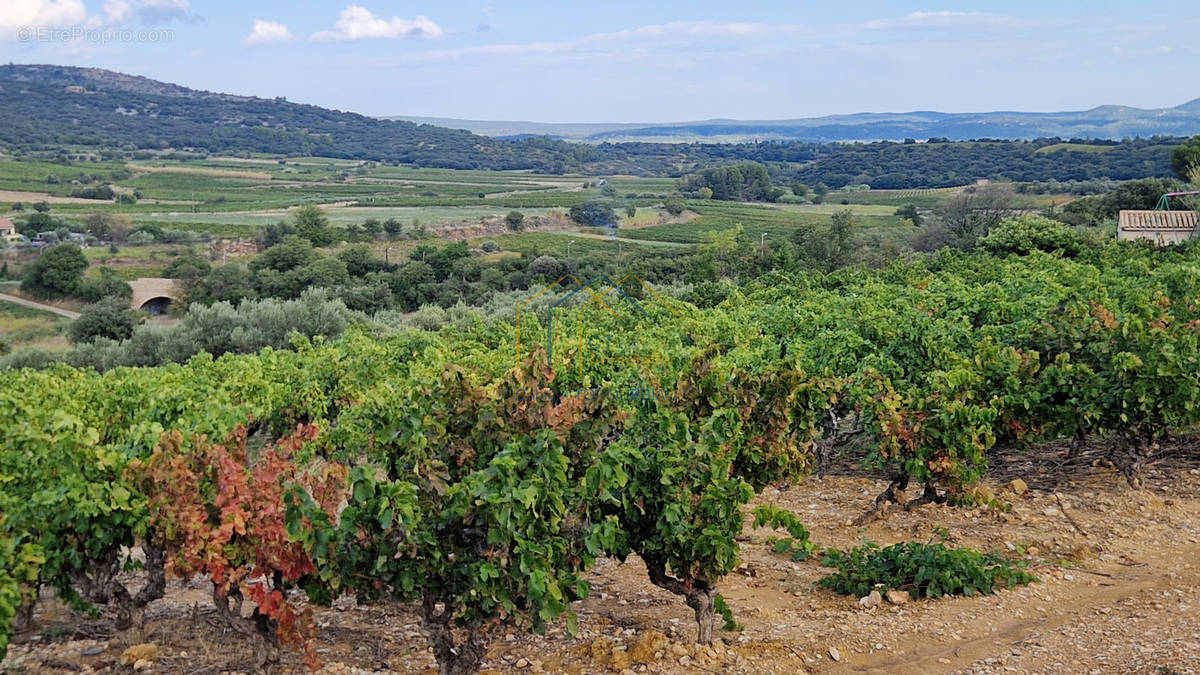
[568,201,617,227]
[480,240,500,252]
[682,280,731,308]
[505,211,525,230]
[76,268,133,303]
[978,215,1085,258]
[529,255,568,282]
[818,538,1036,599]
[69,296,139,344]
[21,243,88,298]
[163,254,213,280]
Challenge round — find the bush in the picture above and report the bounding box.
[682,280,732,308]
[69,296,139,344]
[819,538,1036,599]
[21,243,88,298]
[910,222,955,253]
[505,211,525,231]
[76,268,133,303]
[568,201,617,227]
[0,347,57,370]
[163,254,212,280]
[529,255,568,282]
[480,240,500,252]
[978,215,1085,258]
[663,195,687,216]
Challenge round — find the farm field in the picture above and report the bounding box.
[2,154,945,247]
[0,300,71,353]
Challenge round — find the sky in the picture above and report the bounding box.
[1,1,1198,123]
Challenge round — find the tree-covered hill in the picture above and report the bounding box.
[0,64,1187,186]
[0,64,588,171]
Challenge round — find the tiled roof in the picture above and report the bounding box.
[1118,210,1199,232]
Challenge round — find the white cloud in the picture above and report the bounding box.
[394,21,807,64]
[864,11,1035,32]
[95,0,131,25]
[0,0,195,38]
[244,19,292,45]
[0,0,87,36]
[312,5,443,42]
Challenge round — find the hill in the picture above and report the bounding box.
[390,99,1200,144]
[0,64,583,172]
[0,65,1185,187]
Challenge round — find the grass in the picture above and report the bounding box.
[493,232,678,259]
[0,301,72,352]
[141,206,562,230]
[83,244,200,261]
[620,201,904,244]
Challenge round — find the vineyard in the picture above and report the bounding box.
[3,241,1200,672]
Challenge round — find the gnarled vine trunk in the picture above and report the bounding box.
[420,594,488,675]
[1112,431,1157,488]
[643,555,717,645]
[211,584,280,669]
[69,537,166,635]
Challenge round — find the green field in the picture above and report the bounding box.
[620,201,906,244]
[0,301,71,352]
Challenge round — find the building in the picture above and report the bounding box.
[0,217,17,241]
[1117,210,1198,246]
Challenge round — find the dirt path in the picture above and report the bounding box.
[5,445,1200,673]
[0,292,80,319]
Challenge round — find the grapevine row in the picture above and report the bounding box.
[2,242,1200,672]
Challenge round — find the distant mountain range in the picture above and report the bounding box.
[391,100,1200,144]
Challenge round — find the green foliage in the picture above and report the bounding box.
[1059,177,1191,226]
[663,195,687,216]
[894,203,921,226]
[713,593,742,631]
[77,267,133,303]
[751,505,816,561]
[792,209,859,272]
[568,200,617,226]
[1171,135,1200,179]
[292,205,335,247]
[505,210,525,230]
[0,516,43,661]
[681,162,778,202]
[163,254,212,280]
[978,215,1084,257]
[252,236,318,273]
[819,538,1036,599]
[21,243,88,298]
[69,295,139,343]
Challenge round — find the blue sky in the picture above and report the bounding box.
[2,1,1198,122]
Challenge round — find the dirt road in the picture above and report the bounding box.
[0,292,80,319]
